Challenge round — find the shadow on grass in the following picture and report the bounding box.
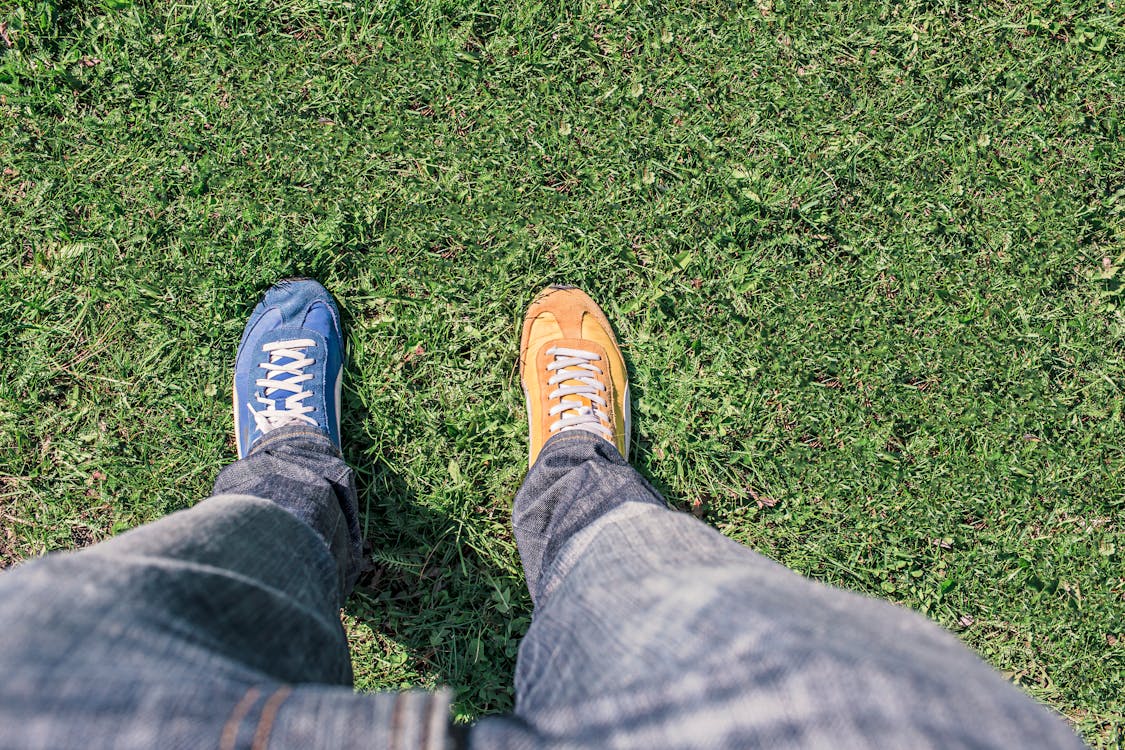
[339,393,530,720]
[333,299,684,720]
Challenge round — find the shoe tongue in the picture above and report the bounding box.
[559,368,599,418]
[566,402,596,420]
[563,377,595,408]
[262,329,315,396]
[264,363,300,397]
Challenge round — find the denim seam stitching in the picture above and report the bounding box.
[220,686,261,750]
[251,684,292,750]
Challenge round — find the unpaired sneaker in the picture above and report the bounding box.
[233,278,344,458]
[519,285,630,466]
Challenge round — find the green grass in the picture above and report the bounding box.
[1,0,1123,742]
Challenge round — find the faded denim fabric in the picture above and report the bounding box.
[0,427,449,749]
[0,429,1085,749]
[472,432,1086,749]
[212,425,363,604]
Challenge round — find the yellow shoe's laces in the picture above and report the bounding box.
[545,346,612,440]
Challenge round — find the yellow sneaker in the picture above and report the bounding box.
[519,285,630,466]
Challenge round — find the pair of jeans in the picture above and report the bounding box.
[0,428,1084,748]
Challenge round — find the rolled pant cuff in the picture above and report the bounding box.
[249,424,340,457]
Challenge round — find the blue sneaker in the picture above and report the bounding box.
[233,279,344,458]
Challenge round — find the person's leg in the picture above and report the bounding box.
[470,285,1085,748]
[474,432,1085,748]
[0,429,448,748]
[0,280,450,749]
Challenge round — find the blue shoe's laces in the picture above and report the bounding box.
[248,338,319,434]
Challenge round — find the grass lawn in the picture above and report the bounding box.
[2,0,1123,743]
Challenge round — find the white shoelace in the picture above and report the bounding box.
[247,339,319,434]
[546,346,612,439]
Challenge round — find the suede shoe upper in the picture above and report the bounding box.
[519,285,630,466]
[233,279,344,458]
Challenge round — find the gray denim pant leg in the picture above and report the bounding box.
[471,432,1086,749]
[210,425,364,607]
[0,427,449,749]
